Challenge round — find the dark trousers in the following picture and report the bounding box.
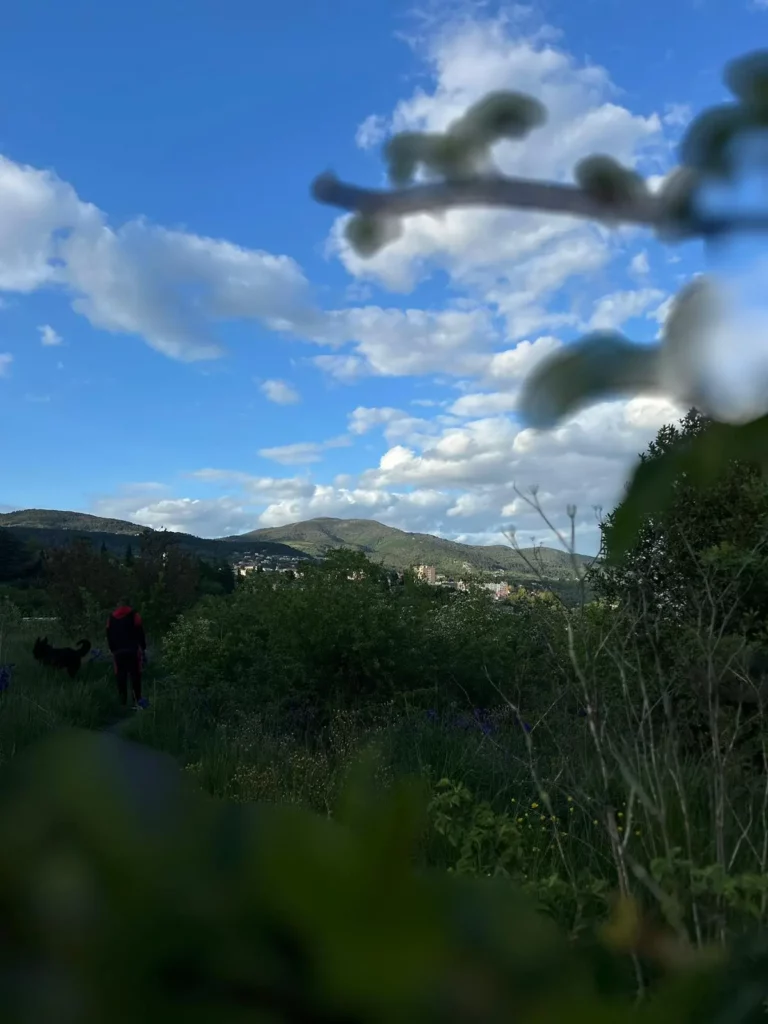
[113,650,142,704]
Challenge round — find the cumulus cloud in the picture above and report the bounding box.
[662,102,692,128]
[0,9,677,391]
[260,379,300,405]
[355,113,387,150]
[348,406,442,448]
[629,250,650,276]
[97,393,685,554]
[0,155,326,362]
[307,305,497,378]
[38,323,62,346]
[588,288,666,331]
[449,392,518,417]
[28,9,696,554]
[329,12,665,340]
[258,435,351,466]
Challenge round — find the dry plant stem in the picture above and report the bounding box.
[312,171,768,239]
[480,665,581,914]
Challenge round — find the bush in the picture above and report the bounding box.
[2,728,764,1022]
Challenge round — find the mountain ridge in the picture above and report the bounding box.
[1,509,594,578]
[228,515,594,577]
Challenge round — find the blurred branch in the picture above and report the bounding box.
[312,171,768,239]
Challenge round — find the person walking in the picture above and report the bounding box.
[106,598,149,710]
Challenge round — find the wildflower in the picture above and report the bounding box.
[593,819,599,826]
[510,797,516,804]
[517,817,524,824]
[569,806,575,813]
[634,830,642,837]
[531,802,539,809]
[618,826,624,833]
[566,795,573,802]
[617,811,624,819]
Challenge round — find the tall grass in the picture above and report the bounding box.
[4,546,768,956]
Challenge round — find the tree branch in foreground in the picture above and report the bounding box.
[311,171,768,241]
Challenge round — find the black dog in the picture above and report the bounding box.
[33,636,92,678]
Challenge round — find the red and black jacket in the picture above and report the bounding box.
[106,606,147,655]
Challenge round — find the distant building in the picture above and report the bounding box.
[416,564,437,585]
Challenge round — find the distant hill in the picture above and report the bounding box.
[1,509,596,582]
[230,517,594,579]
[0,509,144,535]
[0,510,304,561]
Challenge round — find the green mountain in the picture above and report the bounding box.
[230,517,594,579]
[1,509,596,582]
[0,510,145,535]
[0,510,304,561]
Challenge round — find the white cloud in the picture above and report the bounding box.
[449,392,518,417]
[662,102,692,128]
[38,323,62,346]
[588,288,666,331]
[260,379,300,405]
[259,442,326,465]
[92,490,256,538]
[356,113,387,150]
[258,435,351,466]
[484,335,562,386]
[99,394,686,554]
[348,405,437,445]
[329,12,666,338]
[308,305,497,378]
[629,250,650,276]
[0,156,320,362]
[0,353,12,376]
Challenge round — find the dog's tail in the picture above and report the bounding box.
[76,639,92,656]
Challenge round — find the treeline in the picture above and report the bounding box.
[0,526,236,633]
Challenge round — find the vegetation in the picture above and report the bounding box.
[4,49,768,1019]
[1,508,591,579]
[236,516,593,578]
[2,408,768,1017]
[0,510,307,561]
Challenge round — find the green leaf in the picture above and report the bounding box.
[606,414,768,561]
[658,276,719,399]
[344,213,402,256]
[724,50,768,119]
[452,91,547,145]
[518,332,660,430]
[384,132,425,186]
[655,167,702,241]
[680,104,750,178]
[574,155,647,207]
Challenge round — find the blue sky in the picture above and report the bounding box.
[1,0,766,553]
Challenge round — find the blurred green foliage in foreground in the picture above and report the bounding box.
[0,730,765,1023]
